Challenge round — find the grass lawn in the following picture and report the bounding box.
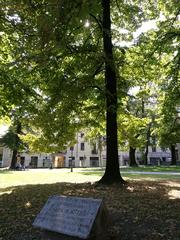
[0,169,101,189]
[0,168,180,240]
[80,165,180,172]
[120,165,180,172]
[1,167,180,189]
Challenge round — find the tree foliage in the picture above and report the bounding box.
[0,0,179,175]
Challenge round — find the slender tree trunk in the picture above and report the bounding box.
[129,146,137,167]
[10,121,21,169]
[144,124,151,165]
[141,97,145,117]
[170,144,177,165]
[99,148,102,168]
[99,0,125,184]
[11,149,18,169]
[98,136,103,168]
[144,146,148,165]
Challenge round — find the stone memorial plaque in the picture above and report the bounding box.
[33,195,102,239]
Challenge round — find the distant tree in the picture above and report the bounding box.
[0,121,23,168]
[118,110,149,166]
[152,3,180,165]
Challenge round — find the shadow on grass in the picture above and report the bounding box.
[0,180,180,240]
[79,171,104,176]
[78,167,105,172]
[0,169,13,174]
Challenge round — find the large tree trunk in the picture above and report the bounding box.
[170,144,177,165]
[98,0,125,184]
[129,146,138,167]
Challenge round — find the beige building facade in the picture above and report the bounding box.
[0,132,179,168]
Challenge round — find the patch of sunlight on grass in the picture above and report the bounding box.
[122,173,180,181]
[1,169,180,190]
[0,189,13,196]
[160,182,180,187]
[121,166,180,172]
[0,169,102,189]
[127,186,134,192]
[25,202,32,208]
[146,186,157,190]
[168,190,180,199]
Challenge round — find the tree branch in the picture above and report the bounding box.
[89,13,102,30]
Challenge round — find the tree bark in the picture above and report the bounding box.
[129,146,138,167]
[98,0,125,184]
[10,149,18,169]
[144,124,151,165]
[10,121,22,169]
[170,144,177,165]
[98,136,103,168]
[144,145,148,165]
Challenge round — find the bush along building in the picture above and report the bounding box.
[0,133,179,168]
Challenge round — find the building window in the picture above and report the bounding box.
[79,156,85,167]
[91,143,97,154]
[80,142,85,151]
[152,146,156,152]
[80,133,84,138]
[161,147,166,152]
[91,149,98,154]
[90,157,99,167]
[30,156,38,168]
[69,156,75,167]
[70,146,74,151]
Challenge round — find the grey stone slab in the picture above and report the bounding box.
[40,203,110,240]
[33,195,107,239]
[41,230,82,240]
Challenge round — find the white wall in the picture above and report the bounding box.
[1,135,178,168]
[20,153,52,168]
[66,133,100,167]
[1,147,12,167]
